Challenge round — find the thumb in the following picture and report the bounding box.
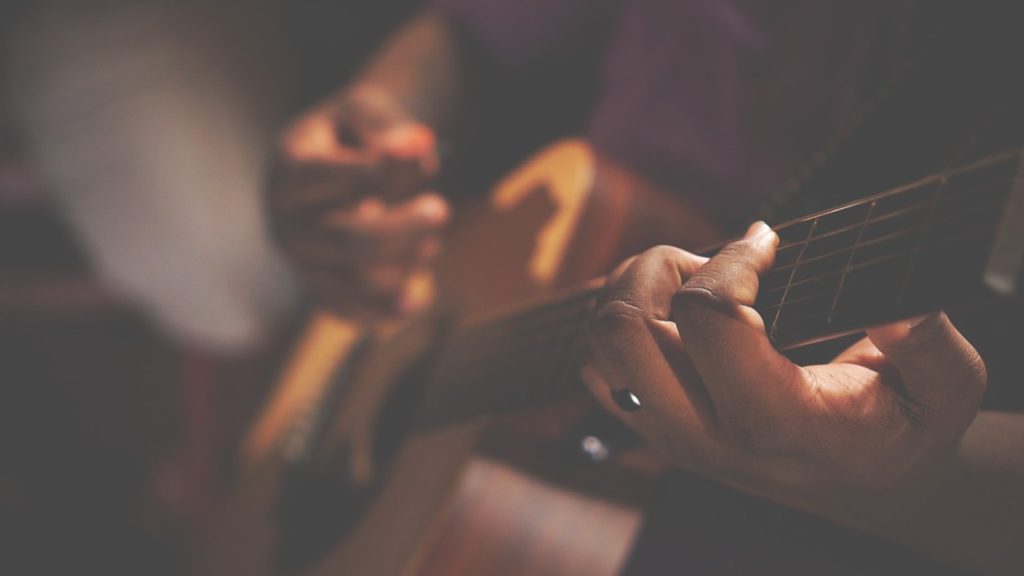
[867,312,987,424]
[377,123,437,162]
[375,123,439,201]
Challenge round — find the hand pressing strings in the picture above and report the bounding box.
[581,222,986,528]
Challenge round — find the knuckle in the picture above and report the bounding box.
[960,348,988,397]
[591,300,647,349]
[672,281,733,327]
[646,244,684,261]
[718,239,760,262]
[631,245,686,274]
[278,118,318,162]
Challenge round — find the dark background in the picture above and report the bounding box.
[0,2,423,574]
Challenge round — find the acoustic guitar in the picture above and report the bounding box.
[200,138,722,576]
[200,135,1024,575]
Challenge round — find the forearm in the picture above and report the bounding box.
[355,12,465,138]
[871,412,1024,575]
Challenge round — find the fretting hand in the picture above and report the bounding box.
[580,222,987,536]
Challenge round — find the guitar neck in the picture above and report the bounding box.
[414,148,1024,430]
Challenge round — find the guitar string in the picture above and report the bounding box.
[452,163,1011,389]
[432,208,991,418]
[759,197,1007,296]
[766,231,999,341]
[422,152,1021,423]
[418,304,595,423]
[762,220,1000,315]
[895,181,943,305]
[772,167,1015,252]
[430,195,1011,418]
[765,150,1020,251]
[776,201,929,252]
[769,219,817,342]
[825,199,877,324]
[423,217,995,423]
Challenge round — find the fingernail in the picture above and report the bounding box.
[382,124,435,159]
[905,312,942,330]
[868,312,940,341]
[745,221,772,239]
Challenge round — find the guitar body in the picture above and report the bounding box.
[200,139,722,576]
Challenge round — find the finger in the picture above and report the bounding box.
[285,220,440,268]
[671,222,804,417]
[586,247,714,431]
[269,155,380,218]
[284,194,448,274]
[295,193,446,259]
[866,312,987,424]
[580,337,715,468]
[596,245,707,320]
[323,193,450,237]
[580,361,633,419]
[831,336,891,373]
[271,117,437,218]
[376,123,438,164]
[284,112,368,164]
[374,123,440,202]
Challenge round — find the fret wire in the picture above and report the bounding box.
[494,177,988,374]
[826,199,877,323]
[760,193,1009,294]
[776,202,928,251]
[485,186,983,383]
[757,148,1021,251]
[772,185,1007,261]
[769,218,818,341]
[764,251,908,314]
[896,180,944,304]
[768,224,917,287]
[761,220,999,314]
[423,149,1022,427]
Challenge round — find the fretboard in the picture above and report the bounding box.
[757,148,1022,348]
[414,148,1024,430]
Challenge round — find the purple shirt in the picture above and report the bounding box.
[435,0,916,227]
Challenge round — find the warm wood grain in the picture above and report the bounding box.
[200,139,694,576]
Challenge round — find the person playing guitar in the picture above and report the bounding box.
[581,224,1023,575]
[269,1,928,316]
[256,1,1024,574]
